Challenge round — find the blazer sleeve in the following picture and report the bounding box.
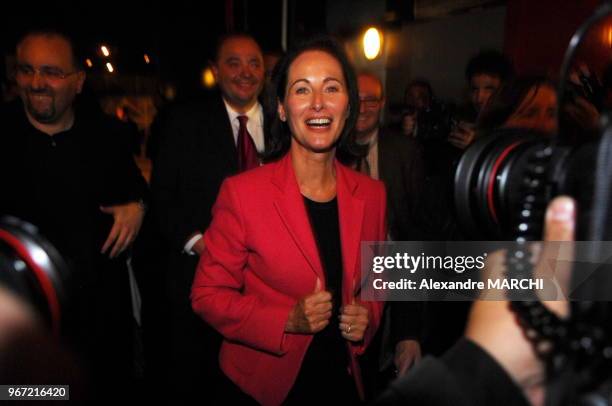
[190,178,293,355]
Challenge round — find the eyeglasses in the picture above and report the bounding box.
[15,64,78,81]
[359,98,382,108]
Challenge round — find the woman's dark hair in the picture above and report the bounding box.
[263,36,365,164]
[477,75,556,136]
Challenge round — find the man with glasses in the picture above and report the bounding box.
[355,72,425,398]
[355,72,424,242]
[0,29,148,399]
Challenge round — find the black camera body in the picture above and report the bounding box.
[453,105,612,405]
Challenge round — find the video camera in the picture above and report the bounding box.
[453,3,612,404]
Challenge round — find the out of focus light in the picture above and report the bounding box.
[101,45,110,57]
[363,27,382,60]
[202,67,216,88]
[85,58,93,68]
[106,62,114,73]
[144,54,150,64]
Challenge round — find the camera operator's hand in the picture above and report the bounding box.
[448,121,476,150]
[465,196,575,406]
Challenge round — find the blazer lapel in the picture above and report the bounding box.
[272,154,325,283]
[336,162,365,302]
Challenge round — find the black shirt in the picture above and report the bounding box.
[0,100,148,392]
[0,101,147,270]
[284,196,359,404]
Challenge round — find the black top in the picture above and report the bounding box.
[285,196,359,404]
[303,196,345,357]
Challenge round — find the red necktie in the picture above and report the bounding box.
[237,115,259,172]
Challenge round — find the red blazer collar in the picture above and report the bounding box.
[271,153,365,299]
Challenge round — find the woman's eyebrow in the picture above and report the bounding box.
[323,77,342,84]
[288,78,310,88]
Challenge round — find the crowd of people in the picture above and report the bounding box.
[0,23,606,406]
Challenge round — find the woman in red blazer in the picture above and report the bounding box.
[191,37,386,406]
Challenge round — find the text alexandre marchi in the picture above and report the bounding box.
[370,253,544,291]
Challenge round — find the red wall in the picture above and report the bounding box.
[504,0,600,76]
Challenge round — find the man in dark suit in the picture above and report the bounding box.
[146,33,265,402]
[355,72,425,397]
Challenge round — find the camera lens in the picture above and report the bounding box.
[454,128,552,240]
[0,216,72,334]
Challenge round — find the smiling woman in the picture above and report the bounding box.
[191,37,387,405]
[278,50,350,156]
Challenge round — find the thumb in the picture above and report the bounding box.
[99,206,114,214]
[544,196,575,242]
[314,277,322,292]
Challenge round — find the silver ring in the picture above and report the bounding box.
[346,324,352,334]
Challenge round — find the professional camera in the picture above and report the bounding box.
[453,3,612,405]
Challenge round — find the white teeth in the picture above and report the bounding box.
[306,118,331,125]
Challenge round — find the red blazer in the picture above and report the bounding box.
[191,153,386,406]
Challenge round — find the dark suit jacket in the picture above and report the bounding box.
[360,129,425,398]
[143,94,259,397]
[378,129,425,343]
[151,94,239,253]
[378,128,425,241]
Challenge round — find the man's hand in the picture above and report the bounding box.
[100,201,145,258]
[394,339,422,376]
[285,278,333,334]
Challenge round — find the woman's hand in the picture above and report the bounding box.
[339,300,369,342]
[285,278,333,334]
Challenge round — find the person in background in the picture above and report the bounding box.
[448,49,513,150]
[477,75,558,136]
[145,32,266,402]
[354,71,425,398]
[0,27,148,399]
